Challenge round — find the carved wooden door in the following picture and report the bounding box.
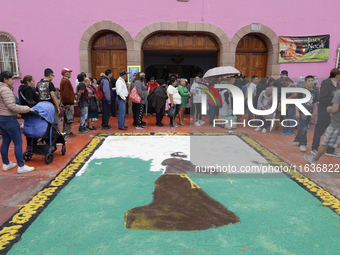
[91,32,127,79]
[235,35,268,79]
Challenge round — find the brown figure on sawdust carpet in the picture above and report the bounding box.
[124,152,240,231]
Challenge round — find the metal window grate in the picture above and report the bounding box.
[0,42,19,77]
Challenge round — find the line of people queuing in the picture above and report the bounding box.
[1,66,338,174]
[232,68,340,159]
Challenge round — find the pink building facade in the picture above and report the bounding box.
[1,0,340,93]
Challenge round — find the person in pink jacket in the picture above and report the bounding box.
[0,71,35,174]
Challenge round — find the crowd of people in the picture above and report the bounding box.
[0,65,339,174]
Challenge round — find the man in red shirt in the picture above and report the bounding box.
[146,77,159,116]
[60,68,76,137]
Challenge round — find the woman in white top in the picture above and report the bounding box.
[167,77,181,127]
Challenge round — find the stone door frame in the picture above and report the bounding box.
[79,21,279,78]
[230,24,280,78]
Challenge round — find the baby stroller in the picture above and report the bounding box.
[22,101,66,164]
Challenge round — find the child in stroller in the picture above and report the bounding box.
[22,101,66,164]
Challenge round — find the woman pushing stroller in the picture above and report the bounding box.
[0,71,35,174]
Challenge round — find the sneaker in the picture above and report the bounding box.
[136,125,145,129]
[280,131,286,134]
[325,151,340,158]
[310,150,317,155]
[3,161,17,171]
[102,126,112,130]
[68,132,76,137]
[293,142,299,146]
[304,155,318,165]
[300,145,306,152]
[199,120,205,125]
[92,118,98,121]
[255,127,261,132]
[262,128,267,133]
[17,164,35,174]
[78,128,89,133]
[170,124,178,128]
[141,121,146,125]
[156,123,164,127]
[194,121,201,126]
[284,133,294,136]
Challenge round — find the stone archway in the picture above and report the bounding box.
[230,24,280,78]
[134,21,230,67]
[79,21,133,77]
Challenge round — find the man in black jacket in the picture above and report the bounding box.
[311,68,340,157]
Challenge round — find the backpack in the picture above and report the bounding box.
[95,78,105,101]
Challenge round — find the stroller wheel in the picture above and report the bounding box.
[61,146,66,155]
[45,153,54,164]
[23,151,33,161]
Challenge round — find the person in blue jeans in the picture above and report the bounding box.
[280,77,297,136]
[311,68,340,158]
[0,71,35,174]
[294,76,318,152]
[116,70,129,130]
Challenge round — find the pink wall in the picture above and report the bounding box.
[1,0,339,94]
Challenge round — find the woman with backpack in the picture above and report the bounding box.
[134,72,148,129]
[18,75,39,107]
[18,75,40,148]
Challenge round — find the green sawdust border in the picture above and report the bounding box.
[0,132,339,254]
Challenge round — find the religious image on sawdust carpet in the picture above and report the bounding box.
[125,152,240,231]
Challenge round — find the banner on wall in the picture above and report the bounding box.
[279,35,330,63]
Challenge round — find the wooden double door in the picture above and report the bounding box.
[235,34,268,79]
[91,32,127,79]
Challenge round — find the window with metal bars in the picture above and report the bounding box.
[0,42,19,77]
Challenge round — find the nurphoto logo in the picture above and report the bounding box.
[201,85,312,128]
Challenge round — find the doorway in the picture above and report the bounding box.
[235,34,268,79]
[91,31,127,79]
[142,33,219,80]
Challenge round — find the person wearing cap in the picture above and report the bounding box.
[101,69,113,130]
[116,70,129,130]
[60,68,76,137]
[279,77,297,136]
